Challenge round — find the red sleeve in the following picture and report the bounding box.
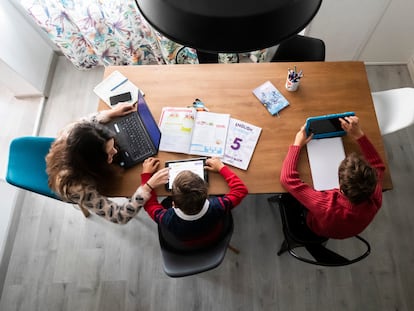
[280,145,332,214]
[140,172,166,221]
[219,166,248,207]
[356,135,385,182]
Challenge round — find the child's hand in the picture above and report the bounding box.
[142,157,160,174]
[293,123,313,147]
[340,116,364,140]
[205,157,225,172]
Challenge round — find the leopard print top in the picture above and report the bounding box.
[55,111,151,224]
[67,184,151,224]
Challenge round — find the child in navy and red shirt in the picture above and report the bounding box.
[140,157,248,247]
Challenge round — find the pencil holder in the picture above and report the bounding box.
[285,73,300,91]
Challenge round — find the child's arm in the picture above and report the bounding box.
[140,158,170,222]
[205,157,248,206]
[218,166,248,206]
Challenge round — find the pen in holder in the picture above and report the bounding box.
[285,67,303,92]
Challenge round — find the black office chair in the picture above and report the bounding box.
[158,212,236,277]
[196,50,219,63]
[269,193,371,266]
[271,34,326,62]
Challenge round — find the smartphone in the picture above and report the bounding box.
[109,92,132,106]
[305,112,355,139]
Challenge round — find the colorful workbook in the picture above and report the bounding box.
[222,118,262,170]
[158,107,230,157]
[158,107,262,169]
[253,81,289,116]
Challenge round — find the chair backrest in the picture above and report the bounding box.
[273,193,371,266]
[6,136,60,200]
[158,212,234,277]
[371,87,414,135]
[271,34,326,62]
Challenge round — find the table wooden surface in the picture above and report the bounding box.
[98,61,393,197]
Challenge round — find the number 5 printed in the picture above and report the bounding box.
[230,137,243,150]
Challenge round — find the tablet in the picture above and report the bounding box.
[165,157,208,191]
[305,112,355,139]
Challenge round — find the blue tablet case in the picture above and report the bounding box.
[305,112,355,139]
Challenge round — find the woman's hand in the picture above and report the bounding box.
[147,167,170,189]
[205,157,225,172]
[142,157,170,190]
[103,102,137,121]
[293,124,313,147]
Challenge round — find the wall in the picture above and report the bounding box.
[0,1,55,96]
[359,0,414,64]
[307,0,414,64]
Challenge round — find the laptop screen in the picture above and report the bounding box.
[137,92,161,149]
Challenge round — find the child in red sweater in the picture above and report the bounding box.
[280,116,385,239]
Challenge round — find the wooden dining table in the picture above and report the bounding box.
[98,61,393,197]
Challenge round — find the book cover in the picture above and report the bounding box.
[253,81,289,116]
[223,118,262,170]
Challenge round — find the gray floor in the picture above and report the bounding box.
[1,57,414,311]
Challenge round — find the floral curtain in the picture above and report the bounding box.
[20,0,268,70]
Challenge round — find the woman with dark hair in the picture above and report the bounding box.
[46,103,169,224]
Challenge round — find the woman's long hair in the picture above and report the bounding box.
[46,122,122,200]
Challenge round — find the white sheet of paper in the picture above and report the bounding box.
[306,137,345,191]
[93,70,142,107]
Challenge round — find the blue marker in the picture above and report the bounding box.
[110,78,128,91]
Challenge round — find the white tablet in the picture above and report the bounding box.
[165,157,208,191]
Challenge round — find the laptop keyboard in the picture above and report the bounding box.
[117,114,155,161]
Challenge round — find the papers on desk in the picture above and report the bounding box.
[306,137,345,191]
[158,107,262,170]
[93,70,143,107]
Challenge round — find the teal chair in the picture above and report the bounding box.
[6,136,90,217]
[6,136,58,199]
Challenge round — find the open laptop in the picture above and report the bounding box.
[105,92,161,168]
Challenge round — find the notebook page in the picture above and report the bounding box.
[306,137,345,191]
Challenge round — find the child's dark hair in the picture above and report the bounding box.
[172,170,208,215]
[338,153,377,204]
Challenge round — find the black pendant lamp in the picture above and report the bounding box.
[135,0,322,53]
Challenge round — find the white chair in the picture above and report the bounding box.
[371,87,414,135]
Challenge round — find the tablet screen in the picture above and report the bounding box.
[308,118,342,134]
[165,158,208,191]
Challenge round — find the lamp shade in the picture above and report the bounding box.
[135,0,322,53]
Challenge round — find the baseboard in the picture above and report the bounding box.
[0,187,25,298]
[43,52,59,97]
[364,61,409,65]
[408,57,414,85]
